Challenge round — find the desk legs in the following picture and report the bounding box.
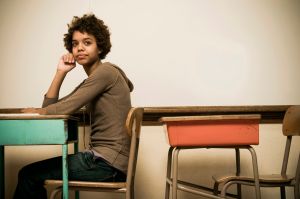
[0,146,3,199]
[62,144,68,199]
[0,145,70,199]
[74,143,79,199]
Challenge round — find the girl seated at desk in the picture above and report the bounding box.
[14,13,134,199]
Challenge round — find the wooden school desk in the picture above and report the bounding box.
[0,112,78,199]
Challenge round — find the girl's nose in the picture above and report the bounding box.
[77,43,84,51]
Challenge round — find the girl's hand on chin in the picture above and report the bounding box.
[57,53,76,73]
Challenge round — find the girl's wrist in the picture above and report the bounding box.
[56,69,68,76]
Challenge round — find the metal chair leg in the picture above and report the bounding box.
[235,148,242,199]
[294,184,299,199]
[50,187,62,199]
[248,147,261,199]
[221,180,239,197]
[172,148,179,199]
[213,182,219,195]
[127,180,134,199]
[165,147,174,199]
[279,186,286,199]
[220,147,260,199]
[294,153,300,199]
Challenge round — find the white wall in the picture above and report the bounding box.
[0,0,299,198]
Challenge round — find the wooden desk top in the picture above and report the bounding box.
[0,113,78,120]
[0,105,291,125]
[142,105,290,125]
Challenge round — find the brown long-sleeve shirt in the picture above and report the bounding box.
[42,62,133,173]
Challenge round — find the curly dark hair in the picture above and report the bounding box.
[64,14,111,60]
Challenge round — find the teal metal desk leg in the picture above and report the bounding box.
[74,142,79,199]
[62,144,68,199]
[0,146,4,199]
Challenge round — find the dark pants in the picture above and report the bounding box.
[13,151,126,199]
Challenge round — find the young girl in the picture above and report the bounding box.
[14,14,133,199]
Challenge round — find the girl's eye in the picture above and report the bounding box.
[84,41,91,45]
[72,42,78,47]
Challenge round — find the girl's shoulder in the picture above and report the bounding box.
[95,62,119,74]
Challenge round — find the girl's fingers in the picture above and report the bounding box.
[64,54,75,63]
[62,54,68,63]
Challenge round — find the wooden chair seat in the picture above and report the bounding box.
[45,179,126,189]
[213,174,294,184]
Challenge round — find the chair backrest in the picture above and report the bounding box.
[282,105,300,136]
[281,105,300,176]
[125,107,144,189]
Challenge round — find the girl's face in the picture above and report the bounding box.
[72,31,101,66]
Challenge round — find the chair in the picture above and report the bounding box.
[160,114,262,199]
[213,105,300,199]
[45,107,144,199]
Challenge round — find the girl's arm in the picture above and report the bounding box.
[22,53,76,114]
[46,53,76,98]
